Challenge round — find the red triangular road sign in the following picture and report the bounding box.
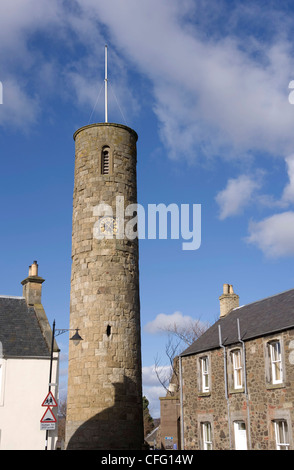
[42,391,58,407]
[40,407,57,423]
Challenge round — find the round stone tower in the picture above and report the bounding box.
[65,123,144,450]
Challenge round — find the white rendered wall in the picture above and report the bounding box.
[0,355,59,450]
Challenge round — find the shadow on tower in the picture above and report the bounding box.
[66,375,144,450]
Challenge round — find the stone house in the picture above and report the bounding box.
[0,261,59,450]
[179,284,294,450]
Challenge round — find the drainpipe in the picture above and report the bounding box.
[218,324,232,449]
[237,318,251,449]
[179,355,185,450]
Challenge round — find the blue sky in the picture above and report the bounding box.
[1,0,294,417]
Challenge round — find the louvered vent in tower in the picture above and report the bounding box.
[101,146,110,174]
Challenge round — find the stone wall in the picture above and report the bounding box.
[182,329,294,450]
[159,396,181,450]
[65,123,144,450]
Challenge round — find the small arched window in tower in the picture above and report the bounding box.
[101,146,110,175]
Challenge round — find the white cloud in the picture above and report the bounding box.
[142,365,168,418]
[216,174,261,220]
[73,0,294,162]
[143,384,165,418]
[0,0,65,129]
[246,211,294,258]
[0,0,61,53]
[144,311,197,334]
[282,155,294,204]
[227,156,294,258]
[0,79,40,130]
[216,156,294,258]
[1,0,294,162]
[142,365,158,386]
[142,364,171,387]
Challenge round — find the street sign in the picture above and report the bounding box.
[41,406,56,424]
[42,391,58,407]
[40,422,55,431]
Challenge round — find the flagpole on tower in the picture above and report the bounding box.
[105,44,108,123]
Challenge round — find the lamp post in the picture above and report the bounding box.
[45,320,83,450]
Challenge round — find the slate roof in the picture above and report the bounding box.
[145,426,160,446]
[181,288,294,357]
[0,296,50,357]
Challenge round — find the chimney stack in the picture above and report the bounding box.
[219,283,239,318]
[21,261,45,306]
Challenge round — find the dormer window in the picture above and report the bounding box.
[101,146,110,175]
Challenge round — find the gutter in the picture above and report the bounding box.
[179,355,185,450]
[237,318,252,450]
[218,324,232,450]
[1,355,54,360]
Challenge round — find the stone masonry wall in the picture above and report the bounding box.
[182,329,294,450]
[159,396,181,450]
[65,123,143,450]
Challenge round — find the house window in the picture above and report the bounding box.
[231,349,242,389]
[268,340,283,384]
[201,422,212,450]
[273,420,289,450]
[101,146,110,175]
[200,356,209,392]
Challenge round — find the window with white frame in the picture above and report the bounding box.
[273,420,289,450]
[268,340,283,384]
[231,349,243,389]
[200,356,209,393]
[201,422,212,450]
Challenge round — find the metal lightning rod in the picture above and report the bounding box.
[105,44,108,123]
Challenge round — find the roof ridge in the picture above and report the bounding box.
[231,287,294,312]
[0,295,25,299]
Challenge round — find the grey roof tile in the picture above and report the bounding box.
[0,297,50,357]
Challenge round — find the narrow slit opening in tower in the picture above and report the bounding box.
[101,147,110,174]
[106,325,111,337]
